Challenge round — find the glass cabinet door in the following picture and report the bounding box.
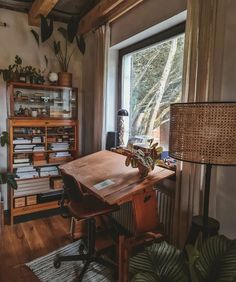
[12,86,77,119]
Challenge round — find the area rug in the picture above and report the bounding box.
[26,240,114,282]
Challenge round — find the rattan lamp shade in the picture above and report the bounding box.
[169,102,236,165]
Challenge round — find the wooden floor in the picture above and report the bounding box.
[0,215,72,282]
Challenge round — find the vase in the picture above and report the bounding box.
[58,72,72,87]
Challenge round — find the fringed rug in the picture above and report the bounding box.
[26,240,114,282]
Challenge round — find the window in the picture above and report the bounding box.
[119,24,185,150]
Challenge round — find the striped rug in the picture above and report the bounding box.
[26,240,114,282]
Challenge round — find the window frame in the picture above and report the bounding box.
[117,22,186,111]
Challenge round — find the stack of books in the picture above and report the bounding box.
[13,178,51,197]
[39,166,59,177]
[16,166,39,179]
[13,157,30,168]
[32,136,42,143]
[48,151,72,164]
[14,144,35,153]
[50,142,69,151]
[33,145,45,152]
[13,138,31,144]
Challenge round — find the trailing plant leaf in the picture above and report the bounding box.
[76,35,86,54]
[6,173,18,189]
[44,55,48,68]
[41,15,53,42]
[58,27,68,40]
[31,29,40,46]
[131,272,160,282]
[67,16,79,43]
[189,235,236,282]
[129,241,189,282]
[1,131,9,147]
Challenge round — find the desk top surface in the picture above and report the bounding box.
[60,150,175,205]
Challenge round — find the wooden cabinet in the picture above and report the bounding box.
[7,83,79,224]
[7,82,78,119]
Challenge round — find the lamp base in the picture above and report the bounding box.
[185,215,220,245]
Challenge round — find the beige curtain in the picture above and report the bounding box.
[93,25,110,152]
[173,0,227,247]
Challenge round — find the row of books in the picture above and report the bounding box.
[13,178,51,197]
[49,142,70,151]
[13,137,43,144]
[15,165,59,179]
[14,144,45,152]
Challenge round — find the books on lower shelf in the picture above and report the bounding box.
[13,138,31,144]
[16,166,39,179]
[13,178,51,197]
[49,142,70,151]
[39,166,59,177]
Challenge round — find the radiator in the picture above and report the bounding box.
[112,179,175,241]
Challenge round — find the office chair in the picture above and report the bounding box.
[54,169,119,281]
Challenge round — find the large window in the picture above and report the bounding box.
[119,24,185,150]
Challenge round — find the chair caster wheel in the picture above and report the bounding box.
[54,258,61,269]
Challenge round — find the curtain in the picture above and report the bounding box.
[173,0,227,247]
[93,25,110,152]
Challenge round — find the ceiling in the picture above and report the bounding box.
[0,0,100,22]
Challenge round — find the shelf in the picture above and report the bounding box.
[13,189,63,198]
[13,142,45,145]
[12,200,62,216]
[8,81,78,91]
[13,149,75,154]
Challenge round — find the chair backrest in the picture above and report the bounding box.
[60,169,84,201]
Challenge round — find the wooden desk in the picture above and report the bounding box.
[61,150,175,281]
[60,150,175,234]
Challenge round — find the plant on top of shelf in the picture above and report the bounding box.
[31,15,85,87]
[0,55,46,84]
[0,131,17,189]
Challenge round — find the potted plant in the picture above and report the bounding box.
[129,235,236,281]
[0,131,17,189]
[31,16,85,87]
[0,55,23,82]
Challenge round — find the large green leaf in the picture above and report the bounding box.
[132,272,160,282]
[31,29,40,46]
[67,16,79,43]
[58,27,68,41]
[76,35,86,55]
[1,131,9,147]
[129,241,189,282]
[189,235,236,282]
[41,15,53,42]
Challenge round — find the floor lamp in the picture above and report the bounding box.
[169,102,236,241]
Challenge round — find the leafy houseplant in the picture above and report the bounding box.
[129,235,236,282]
[31,15,85,87]
[0,55,22,82]
[0,55,45,84]
[0,131,17,189]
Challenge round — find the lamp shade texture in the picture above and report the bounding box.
[169,102,236,165]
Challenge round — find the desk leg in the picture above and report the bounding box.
[132,189,158,234]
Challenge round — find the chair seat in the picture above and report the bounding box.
[68,195,119,220]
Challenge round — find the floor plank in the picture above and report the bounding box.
[0,215,71,282]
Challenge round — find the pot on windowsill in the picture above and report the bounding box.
[58,72,72,87]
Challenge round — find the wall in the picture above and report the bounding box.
[110,0,186,46]
[0,9,82,209]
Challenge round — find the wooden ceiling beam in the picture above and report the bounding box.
[28,0,59,26]
[78,0,145,35]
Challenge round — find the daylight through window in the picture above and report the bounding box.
[120,32,185,151]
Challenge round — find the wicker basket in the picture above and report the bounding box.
[58,72,72,87]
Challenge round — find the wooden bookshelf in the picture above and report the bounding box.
[8,83,79,224]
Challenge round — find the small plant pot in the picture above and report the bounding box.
[58,72,72,87]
